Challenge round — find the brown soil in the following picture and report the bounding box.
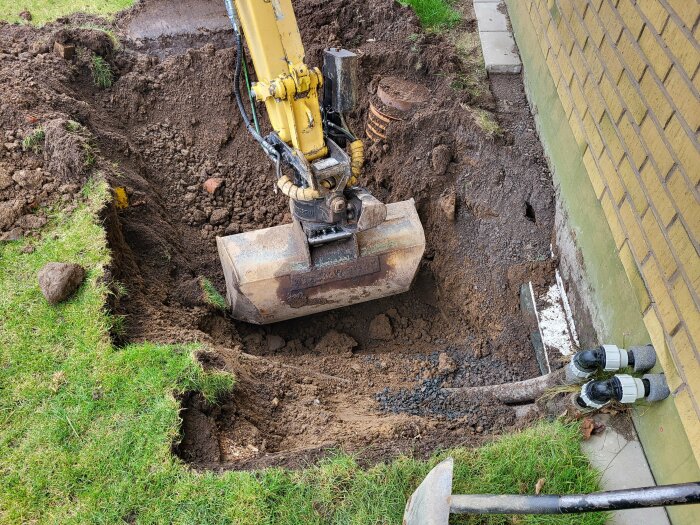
[0,0,558,470]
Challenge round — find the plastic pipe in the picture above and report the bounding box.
[567,344,657,381]
[576,373,670,409]
[450,482,700,515]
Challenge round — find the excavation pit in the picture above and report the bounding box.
[0,0,558,470]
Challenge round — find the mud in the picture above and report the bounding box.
[0,0,558,469]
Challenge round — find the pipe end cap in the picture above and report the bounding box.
[630,345,657,373]
[643,374,670,402]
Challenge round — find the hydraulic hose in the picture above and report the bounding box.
[277,174,322,200]
[348,139,363,186]
[223,0,277,161]
[325,119,363,187]
[449,482,700,515]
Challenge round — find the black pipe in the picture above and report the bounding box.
[449,482,700,515]
[573,346,606,372]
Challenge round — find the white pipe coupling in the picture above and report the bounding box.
[603,344,629,371]
[616,374,645,403]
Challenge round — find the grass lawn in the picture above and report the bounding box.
[0,0,133,25]
[1,0,460,29]
[402,0,461,28]
[0,179,604,524]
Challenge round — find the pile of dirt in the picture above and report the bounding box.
[0,0,557,469]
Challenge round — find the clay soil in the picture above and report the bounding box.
[0,0,558,470]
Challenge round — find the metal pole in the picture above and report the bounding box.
[449,483,700,515]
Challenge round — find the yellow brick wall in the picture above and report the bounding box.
[525,0,699,461]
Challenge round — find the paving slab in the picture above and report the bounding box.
[479,31,522,73]
[474,2,509,32]
[581,414,671,525]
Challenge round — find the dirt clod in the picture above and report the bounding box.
[438,192,456,221]
[369,313,393,341]
[38,262,85,304]
[209,208,229,225]
[314,330,358,356]
[266,334,285,352]
[437,352,457,375]
[430,144,451,175]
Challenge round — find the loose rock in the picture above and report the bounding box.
[209,208,229,225]
[203,177,224,194]
[37,262,85,304]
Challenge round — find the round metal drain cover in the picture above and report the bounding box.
[377,77,430,114]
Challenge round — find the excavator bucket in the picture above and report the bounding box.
[217,199,425,324]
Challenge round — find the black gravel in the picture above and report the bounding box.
[374,349,522,429]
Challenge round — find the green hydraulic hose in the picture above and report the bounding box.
[241,52,260,134]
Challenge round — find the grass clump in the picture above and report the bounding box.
[452,31,489,100]
[91,55,113,88]
[83,142,96,167]
[21,127,45,153]
[473,108,503,137]
[200,277,227,310]
[401,0,461,29]
[65,119,82,132]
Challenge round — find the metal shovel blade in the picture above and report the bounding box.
[217,199,425,324]
[403,457,454,525]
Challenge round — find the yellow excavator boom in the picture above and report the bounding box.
[233,0,327,160]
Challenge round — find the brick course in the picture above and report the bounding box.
[517,0,700,463]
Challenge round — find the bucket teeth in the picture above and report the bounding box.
[217,199,425,324]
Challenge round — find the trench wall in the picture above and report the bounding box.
[505,0,699,523]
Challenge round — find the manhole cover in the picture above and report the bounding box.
[377,77,430,114]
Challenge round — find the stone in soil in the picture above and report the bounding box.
[38,262,85,304]
[203,177,224,194]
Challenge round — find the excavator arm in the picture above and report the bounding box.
[217,0,425,324]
